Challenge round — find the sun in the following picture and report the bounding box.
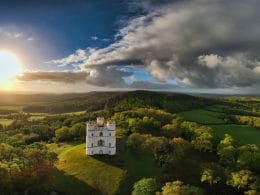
[0,50,23,90]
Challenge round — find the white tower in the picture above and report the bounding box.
[86,117,116,155]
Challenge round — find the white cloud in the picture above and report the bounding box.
[23,0,260,91]
[90,36,98,41]
[14,33,23,38]
[27,37,34,41]
[46,49,89,67]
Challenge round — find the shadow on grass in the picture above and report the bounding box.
[91,138,162,195]
[46,168,102,195]
[91,138,127,168]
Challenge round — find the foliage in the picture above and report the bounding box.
[226,170,256,190]
[55,127,72,142]
[159,180,204,195]
[132,178,157,195]
[0,141,57,194]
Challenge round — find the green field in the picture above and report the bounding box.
[47,142,161,194]
[0,119,13,126]
[178,109,225,124]
[0,106,22,113]
[178,107,260,144]
[210,124,260,144]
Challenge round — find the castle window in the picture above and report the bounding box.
[109,143,111,147]
[108,150,111,154]
[99,132,103,136]
[109,133,111,136]
[91,143,93,147]
[91,133,93,136]
[98,139,105,146]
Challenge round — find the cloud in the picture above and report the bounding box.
[0,26,35,41]
[27,37,34,41]
[14,33,23,38]
[16,66,132,87]
[16,71,88,83]
[90,36,98,41]
[22,0,260,91]
[46,49,89,67]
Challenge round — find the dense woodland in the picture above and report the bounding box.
[0,91,259,194]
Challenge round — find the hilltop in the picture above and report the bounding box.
[0,90,216,114]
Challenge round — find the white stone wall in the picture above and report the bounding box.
[86,118,116,155]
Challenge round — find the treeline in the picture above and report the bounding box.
[106,91,216,113]
[22,91,217,114]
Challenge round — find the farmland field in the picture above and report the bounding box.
[178,109,225,124]
[210,124,260,144]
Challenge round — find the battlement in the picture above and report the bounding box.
[86,117,115,131]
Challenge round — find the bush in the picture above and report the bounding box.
[132,178,157,195]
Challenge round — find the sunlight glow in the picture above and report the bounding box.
[0,50,23,90]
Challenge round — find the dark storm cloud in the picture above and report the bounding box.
[17,66,133,87]
[20,0,260,90]
[16,71,88,83]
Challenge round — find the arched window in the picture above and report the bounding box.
[99,132,103,136]
[97,139,105,146]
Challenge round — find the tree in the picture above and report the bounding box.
[162,124,181,138]
[132,178,157,195]
[217,134,237,165]
[160,180,203,195]
[226,170,254,190]
[55,127,72,142]
[192,126,214,152]
[170,137,191,160]
[70,122,85,139]
[237,144,259,170]
[127,133,145,152]
[200,164,222,186]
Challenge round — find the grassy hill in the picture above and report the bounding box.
[47,142,161,195]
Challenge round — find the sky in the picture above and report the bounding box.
[0,0,260,94]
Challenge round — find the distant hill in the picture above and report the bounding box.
[0,90,216,114]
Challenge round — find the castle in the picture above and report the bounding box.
[86,117,116,155]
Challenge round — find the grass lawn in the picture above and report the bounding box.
[0,119,13,126]
[178,109,225,124]
[210,124,260,144]
[47,142,161,195]
[118,150,161,194]
[205,105,228,112]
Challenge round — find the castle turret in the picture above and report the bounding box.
[96,117,105,126]
[86,117,116,155]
